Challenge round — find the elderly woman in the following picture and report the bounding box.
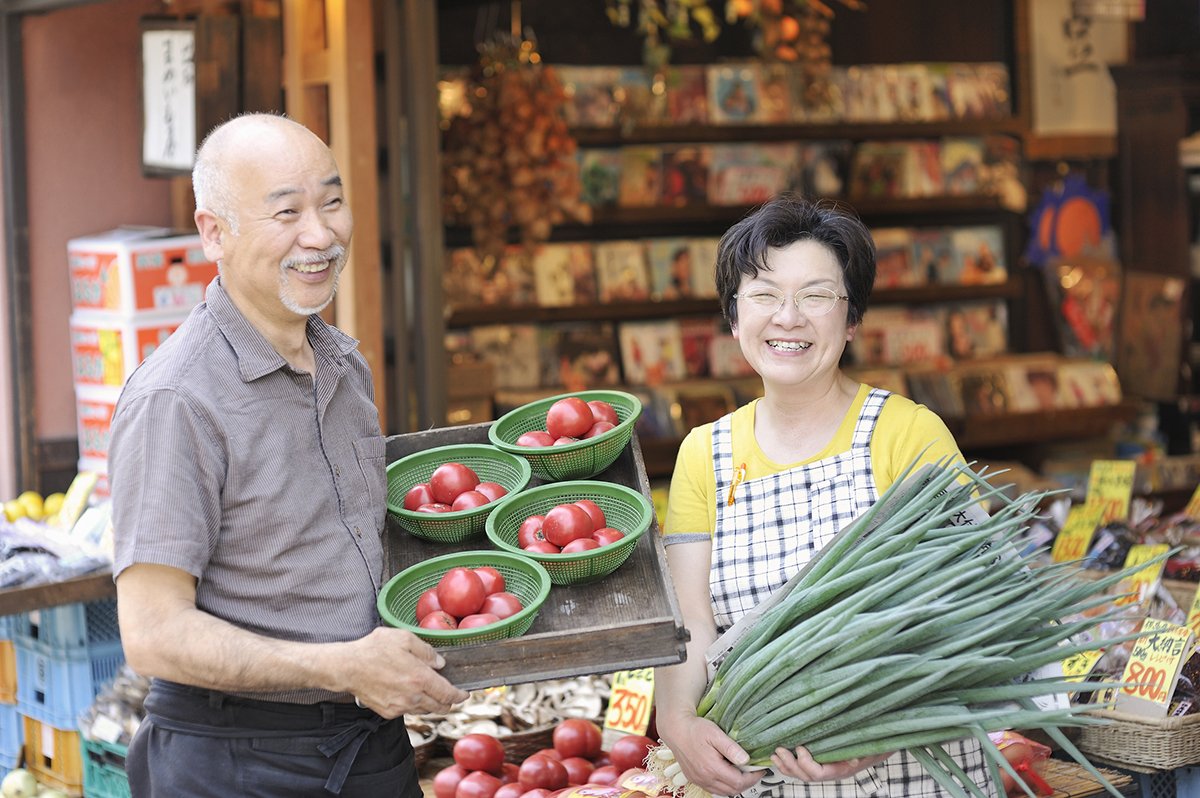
[655,195,995,798]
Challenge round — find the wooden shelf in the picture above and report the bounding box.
[571,117,1026,147]
[0,571,115,616]
[445,280,1021,328]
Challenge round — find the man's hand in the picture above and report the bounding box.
[341,627,468,718]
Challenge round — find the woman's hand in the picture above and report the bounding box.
[769,746,893,782]
[659,714,766,797]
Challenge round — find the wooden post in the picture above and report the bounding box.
[282,0,387,424]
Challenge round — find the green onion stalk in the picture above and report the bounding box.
[650,458,1169,798]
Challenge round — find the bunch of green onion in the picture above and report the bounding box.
[665,459,1161,798]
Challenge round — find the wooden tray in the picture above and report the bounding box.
[384,423,688,690]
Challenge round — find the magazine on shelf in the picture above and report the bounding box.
[613,66,658,126]
[758,63,795,124]
[872,227,921,289]
[443,247,537,310]
[559,65,621,127]
[798,141,852,199]
[946,301,1009,360]
[948,226,1007,285]
[663,65,710,125]
[1116,271,1186,401]
[1058,360,1123,407]
[956,368,1012,416]
[871,65,904,123]
[848,141,911,199]
[851,306,947,367]
[687,238,720,298]
[708,143,800,206]
[906,368,964,418]
[468,324,541,390]
[908,140,945,198]
[909,228,956,287]
[793,67,845,122]
[537,322,622,391]
[947,63,994,120]
[647,238,697,300]
[709,329,755,379]
[925,64,955,121]
[594,240,652,302]
[533,243,597,307]
[980,135,1026,210]
[619,146,664,207]
[895,63,937,122]
[661,145,712,207]
[970,62,1012,118]
[941,137,985,196]
[579,149,623,208]
[678,317,718,378]
[839,65,880,122]
[618,320,687,385]
[708,64,762,124]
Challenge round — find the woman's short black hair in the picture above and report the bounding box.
[715,194,876,326]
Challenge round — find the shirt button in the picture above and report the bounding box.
[354,526,361,538]
[334,466,341,477]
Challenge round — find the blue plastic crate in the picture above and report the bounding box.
[15,638,124,729]
[0,615,18,642]
[83,737,130,798]
[1131,769,1200,798]
[0,703,22,767]
[15,599,120,656]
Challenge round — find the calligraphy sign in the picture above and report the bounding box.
[141,24,197,174]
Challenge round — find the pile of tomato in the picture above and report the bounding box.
[516,499,625,554]
[405,461,509,514]
[517,398,619,448]
[435,720,661,798]
[417,566,524,630]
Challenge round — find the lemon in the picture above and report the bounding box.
[43,492,66,520]
[16,491,43,521]
[3,499,25,522]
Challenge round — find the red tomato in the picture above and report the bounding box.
[574,500,606,530]
[519,790,554,798]
[543,504,595,547]
[437,567,486,618]
[415,587,442,621]
[495,785,525,798]
[459,612,501,628]
[587,400,619,426]
[519,755,569,791]
[518,515,547,549]
[589,766,622,786]
[476,482,509,502]
[553,437,579,446]
[474,566,506,594]
[481,591,524,619]
[417,503,453,513]
[435,764,471,798]
[500,763,521,785]
[419,611,457,629]
[517,431,555,448]
[552,719,603,760]
[430,462,481,504]
[403,483,435,511]
[592,753,611,768]
[592,528,626,547]
[457,770,503,798]
[560,757,595,786]
[453,733,507,775]
[452,490,491,511]
[608,735,656,772]
[562,538,601,553]
[533,748,562,761]
[583,422,616,439]
[546,398,594,439]
[525,540,561,554]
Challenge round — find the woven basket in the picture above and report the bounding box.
[441,725,556,764]
[1076,708,1200,772]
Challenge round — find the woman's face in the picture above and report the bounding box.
[732,239,856,393]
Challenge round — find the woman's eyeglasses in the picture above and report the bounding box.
[733,286,849,317]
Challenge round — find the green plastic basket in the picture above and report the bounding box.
[488,390,643,481]
[386,443,533,543]
[485,480,654,585]
[377,550,551,647]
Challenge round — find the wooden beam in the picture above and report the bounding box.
[282,0,386,424]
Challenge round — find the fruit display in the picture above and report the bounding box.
[516,398,620,448]
[404,461,510,514]
[515,499,627,555]
[418,565,526,631]
[2,490,65,524]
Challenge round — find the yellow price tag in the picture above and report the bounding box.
[1085,460,1136,524]
[1117,619,1194,711]
[1062,649,1105,683]
[604,669,654,736]
[1186,587,1200,642]
[1050,503,1106,562]
[1185,485,1200,521]
[1115,544,1170,606]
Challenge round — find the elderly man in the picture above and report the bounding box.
[109,114,466,796]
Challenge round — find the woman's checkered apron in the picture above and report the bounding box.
[708,389,996,798]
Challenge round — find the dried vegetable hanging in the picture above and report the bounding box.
[441,33,590,266]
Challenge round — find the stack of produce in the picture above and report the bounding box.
[652,459,1160,798]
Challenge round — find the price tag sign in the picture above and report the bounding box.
[1184,588,1200,641]
[604,668,654,736]
[1085,460,1136,524]
[1050,503,1106,562]
[1185,484,1200,520]
[1062,648,1105,683]
[1115,544,1171,606]
[1116,619,1195,717]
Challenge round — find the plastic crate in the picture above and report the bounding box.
[83,737,130,798]
[1130,768,1200,798]
[16,639,124,729]
[0,704,22,775]
[15,599,120,656]
[23,714,83,795]
[0,640,15,704]
[0,614,18,642]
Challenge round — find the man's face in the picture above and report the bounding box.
[214,128,354,322]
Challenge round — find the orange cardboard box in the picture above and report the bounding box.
[74,386,121,462]
[69,311,184,388]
